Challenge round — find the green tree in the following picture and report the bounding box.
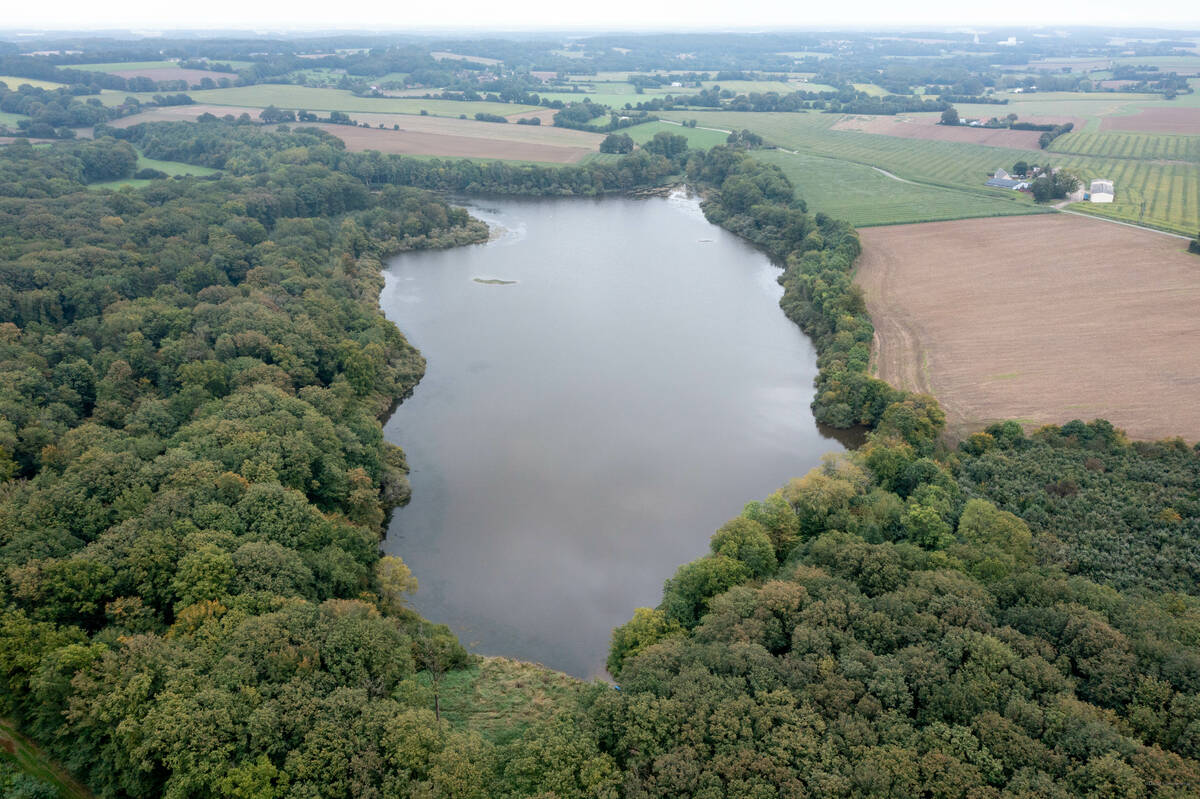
[599,133,634,154]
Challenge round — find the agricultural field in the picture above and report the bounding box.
[660,110,1036,191]
[833,113,1047,149]
[184,85,541,118]
[621,120,730,149]
[1101,107,1200,134]
[103,104,602,163]
[0,75,65,90]
[1056,156,1199,234]
[1048,130,1200,161]
[855,214,1200,441]
[290,122,597,163]
[73,59,251,72]
[660,109,1200,236]
[755,148,1046,227]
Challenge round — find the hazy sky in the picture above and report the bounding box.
[3,0,1199,33]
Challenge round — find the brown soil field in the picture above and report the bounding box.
[1101,107,1200,134]
[102,105,602,162]
[855,214,1200,442]
[111,68,231,84]
[833,114,1046,149]
[293,123,594,162]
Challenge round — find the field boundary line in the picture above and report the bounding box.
[659,119,732,135]
[1057,206,1195,240]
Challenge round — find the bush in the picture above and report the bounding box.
[134,168,169,180]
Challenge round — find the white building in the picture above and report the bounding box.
[1089,179,1115,203]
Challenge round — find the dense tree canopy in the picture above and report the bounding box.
[1,121,1198,799]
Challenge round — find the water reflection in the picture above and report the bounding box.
[380,192,844,678]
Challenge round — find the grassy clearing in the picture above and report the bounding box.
[403,657,584,744]
[852,83,890,97]
[0,717,93,799]
[185,85,540,117]
[0,111,29,128]
[0,75,66,90]
[89,151,219,189]
[756,148,1045,227]
[622,120,730,149]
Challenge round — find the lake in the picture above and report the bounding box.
[379,191,843,678]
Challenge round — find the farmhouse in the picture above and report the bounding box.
[1089,179,1115,203]
[985,168,1029,190]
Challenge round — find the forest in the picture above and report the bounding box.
[0,121,1197,798]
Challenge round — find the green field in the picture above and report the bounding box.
[756,148,1046,227]
[852,83,890,97]
[0,111,29,128]
[185,85,540,117]
[621,120,730,149]
[1,717,92,799]
[1049,130,1200,162]
[90,151,219,189]
[660,109,1200,235]
[0,75,66,90]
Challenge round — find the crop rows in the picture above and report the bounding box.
[1050,131,1200,162]
[663,110,1199,236]
[756,149,1045,227]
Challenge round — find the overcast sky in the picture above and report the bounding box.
[3,0,1198,34]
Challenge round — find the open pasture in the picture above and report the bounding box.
[856,214,1200,441]
[756,148,1046,227]
[833,113,1046,149]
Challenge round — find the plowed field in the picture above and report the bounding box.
[855,214,1200,441]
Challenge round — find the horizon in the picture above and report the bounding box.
[3,2,1200,36]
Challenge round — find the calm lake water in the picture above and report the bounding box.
[380,192,842,678]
